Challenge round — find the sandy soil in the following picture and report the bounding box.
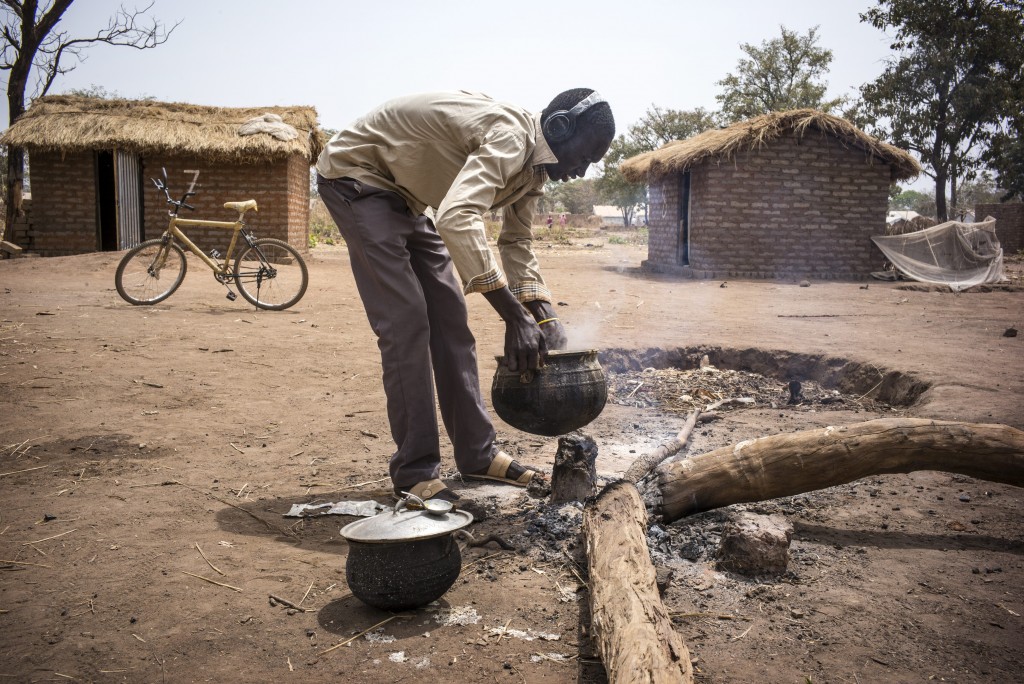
[1,234,1022,683]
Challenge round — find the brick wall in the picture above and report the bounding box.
[18,149,310,257]
[975,202,1023,255]
[645,132,893,279]
[142,155,309,255]
[647,173,679,265]
[25,150,98,256]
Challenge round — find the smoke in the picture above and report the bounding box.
[567,309,604,350]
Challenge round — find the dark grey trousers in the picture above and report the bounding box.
[317,175,495,488]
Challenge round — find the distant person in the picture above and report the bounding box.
[559,213,567,227]
[547,214,553,229]
[316,89,615,506]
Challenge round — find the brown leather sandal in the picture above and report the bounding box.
[463,451,536,487]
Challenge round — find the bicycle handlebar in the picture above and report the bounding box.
[151,170,197,213]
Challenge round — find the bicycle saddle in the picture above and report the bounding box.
[224,200,258,213]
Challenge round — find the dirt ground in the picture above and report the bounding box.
[1,233,1022,684]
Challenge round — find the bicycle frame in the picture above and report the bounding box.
[162,214,247,274]
[116,167,308,311]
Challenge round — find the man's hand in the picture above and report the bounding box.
[483,288,545,371]
[524,300,568,351]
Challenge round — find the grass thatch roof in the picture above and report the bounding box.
[1,95,324,164]
[620,109,920,183]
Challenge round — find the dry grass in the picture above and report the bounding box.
[309,198,341,248]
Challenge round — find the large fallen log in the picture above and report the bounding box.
[584,416,1024,682]
[584,483,693,683]
[583,413,699,684]
[657,418,1024,523]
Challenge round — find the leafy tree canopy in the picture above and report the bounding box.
[890,188,934,212]
[542,178,598,216]
[983,115,1024,202]
[715,25,845,123]
[858,0,1024,220]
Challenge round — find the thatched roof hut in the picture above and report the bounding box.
[2,95,323,257]
[626,109,921,280]
[621,109,920,183]
[1,95,325,163]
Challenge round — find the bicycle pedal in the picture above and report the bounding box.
[226,291,237,301]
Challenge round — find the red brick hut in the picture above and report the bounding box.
[621,109,920,279]
[1,95,323,257]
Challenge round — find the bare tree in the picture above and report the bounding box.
[1,1,178,241]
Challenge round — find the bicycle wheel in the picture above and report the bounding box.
[115,239,188,305]
[232,237,308,310]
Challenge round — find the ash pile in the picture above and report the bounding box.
[514,500,586,558]
[607,364,889,413]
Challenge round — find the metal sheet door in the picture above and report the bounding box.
[115,150,142,250]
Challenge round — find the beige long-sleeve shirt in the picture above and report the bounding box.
[315,91,556,302]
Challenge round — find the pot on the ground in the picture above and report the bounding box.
[491,349,608,436]
[340,500,473,611]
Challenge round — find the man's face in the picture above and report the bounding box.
[545,129,612,183]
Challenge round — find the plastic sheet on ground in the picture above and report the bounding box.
[283,500,384,517]
[871,217,1005,292]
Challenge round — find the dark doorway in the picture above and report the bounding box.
[677,171,690,266]
[96,151,117,251]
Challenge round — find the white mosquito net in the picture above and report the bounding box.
[871,217,1005,292]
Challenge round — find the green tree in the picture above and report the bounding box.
[889,187,935,216]
[984,114,1024,201]
[954,172,1004,219]
[859,0,1024,221]
[715,25,845,123]
[543,177,598,216]
[596,106,716,226]
[1,1,178,240]
[594,158,645,227]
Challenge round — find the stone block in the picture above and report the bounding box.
[716,512,793,576]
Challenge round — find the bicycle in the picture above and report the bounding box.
[115,168,308,310]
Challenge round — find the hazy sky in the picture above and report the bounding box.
[5,0,898,131]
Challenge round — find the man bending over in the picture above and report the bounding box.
[316,88,615,506]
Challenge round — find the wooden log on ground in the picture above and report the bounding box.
[657,418,1024,523]
[583,413,700,684]
[583,483,693,684]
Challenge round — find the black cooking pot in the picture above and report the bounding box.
[340,499,473,611]
[491,349,608,436]
[345,535,461,611]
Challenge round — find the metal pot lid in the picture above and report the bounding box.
[340,508,473,543]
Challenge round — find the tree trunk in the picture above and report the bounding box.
[950,170,959,221]
[583,483,694,684]
[3,147,25,243]
[657,418,1024,523]
[4,48,30,245]
[934,167,948,222]
[550,433,598,504]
